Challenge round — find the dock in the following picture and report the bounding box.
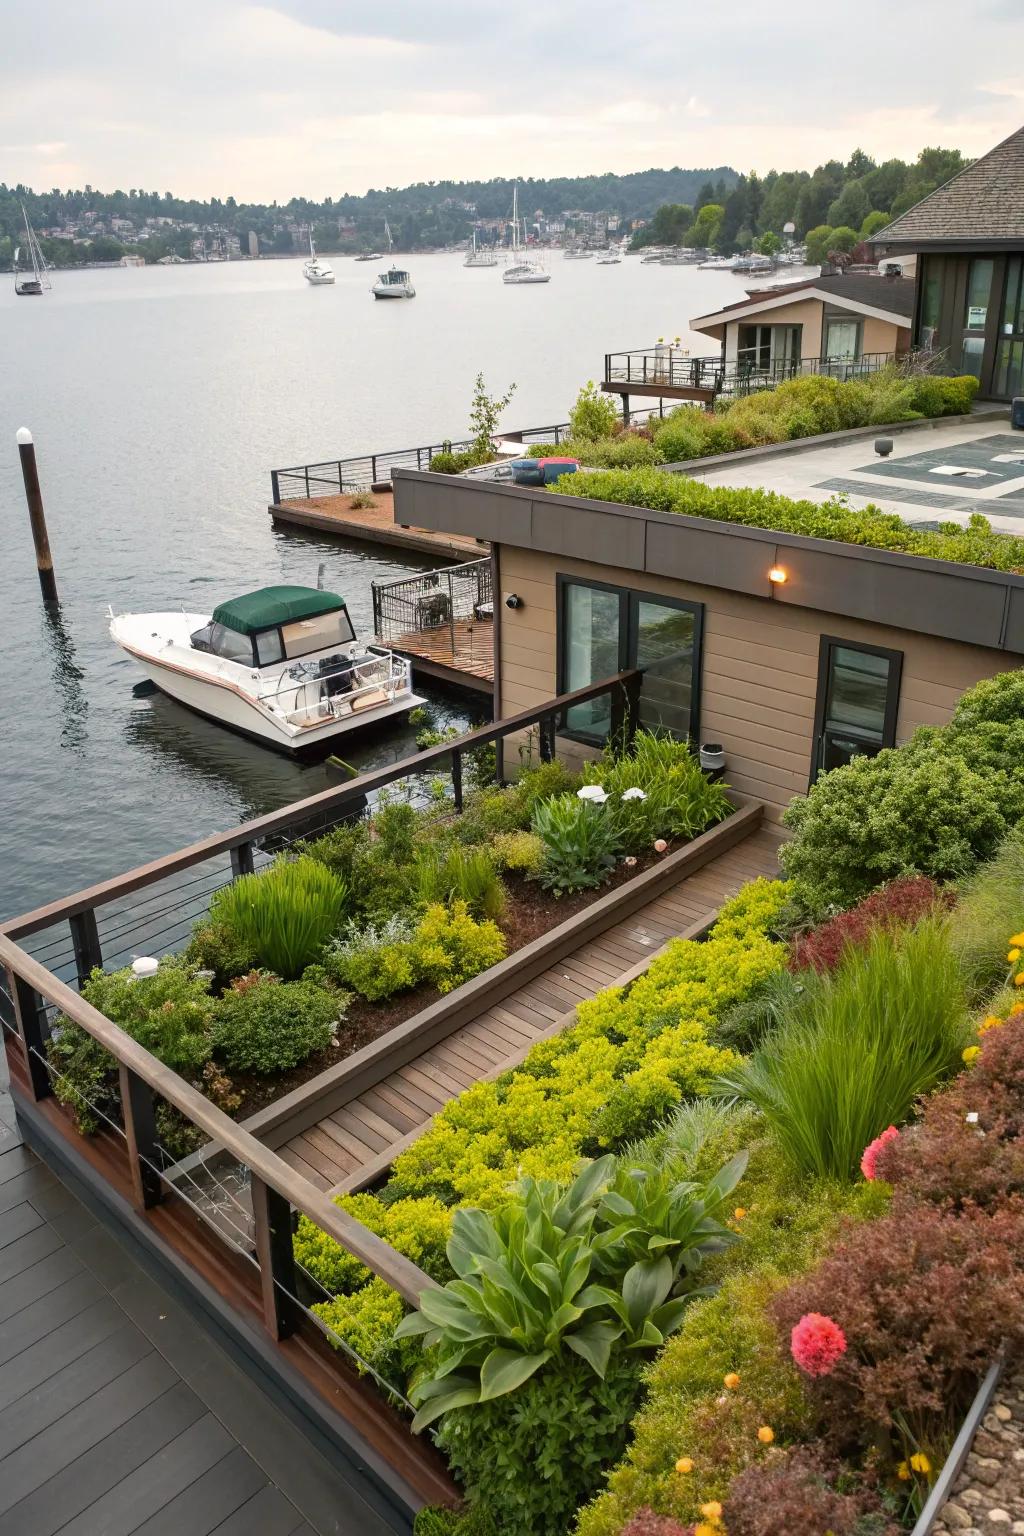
[269,489,485,561]
[371,558,495,694]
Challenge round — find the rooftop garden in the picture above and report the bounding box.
[281,666,1024,1536]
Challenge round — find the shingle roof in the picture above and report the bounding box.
[872,126,1024,246]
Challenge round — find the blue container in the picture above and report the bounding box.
[510,457,544,486]
[538,457,580,484]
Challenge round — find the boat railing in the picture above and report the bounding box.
[255,650,412,729]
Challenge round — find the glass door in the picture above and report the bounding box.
[812,638,902,779]
[959,257,994,381]
[994,257,1024,400]
[560,581,622,739]
[629,595,701,739]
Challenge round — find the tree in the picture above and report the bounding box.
[715,176,751,251]
[649,202,693,245]
[469,373,517,459]
[795,161,845,235]
[860,210,891,240]
[804,225,835,265]
[694,180,716,211]
[846,148,876,179]
[827,180,871,232]
[827,225,859,257]
[755,231,782,257]
[688,202,724,248]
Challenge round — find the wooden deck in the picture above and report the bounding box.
[0,1062,400,1536]
[269,491,485,561]
[388,617,494,692]
[277,825,783,1195]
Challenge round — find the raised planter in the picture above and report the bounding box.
[910,1354,1005,1536]
[242,796,763,1149]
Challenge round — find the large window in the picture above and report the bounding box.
[811,637,902,780]
[918,256,944,350]
[824,317,861,361]
[557,577,702,745]
[995,256,1024,400]
[737,323,801,372]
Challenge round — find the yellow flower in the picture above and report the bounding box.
[910,1452,932,1474]
[757,1425,775,1444]
[695,1526,719,1536]
[675,1457,694,1474]
[980,1014,1005,1034]
[1015,972,1024,987]
[733,1207,747,1220]
[897,1461,911,1481]
[723,1372,741,1390]
[1013,1002,1024,1016]
[700,1502,723,1520]
[1010,949,1021,964]
[962,1045,981,1064]
[1009,931,1024,948]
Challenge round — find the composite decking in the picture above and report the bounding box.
[269,491,484,561]
[388,617,495,692]
[0,1059,401,1536]
[277,825,783,1196]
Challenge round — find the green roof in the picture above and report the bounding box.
[212,585,347,636]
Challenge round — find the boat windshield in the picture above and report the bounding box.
[379,269,409,284]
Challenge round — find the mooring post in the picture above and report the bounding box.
[16,428,58,603]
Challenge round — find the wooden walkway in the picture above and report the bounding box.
[269,491,484,561]
[278,825,783,1196]
[0,1061,401,1536]
[389,617,494,692]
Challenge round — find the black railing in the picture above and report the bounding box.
[604,348,898,400]
[372,558,492,650]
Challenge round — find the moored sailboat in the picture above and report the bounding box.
[14,203,50,296]
[503,186,550,285]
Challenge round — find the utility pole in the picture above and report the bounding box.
[16,427,58,602]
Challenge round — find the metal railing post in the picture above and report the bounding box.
[451,750,464,812]
[230,842,255,880]
[118,1064,162,1210]
[304,467,310,498]
[251,1175,301,1340]
[69,910,103,988]
[10,971,51,1100]
[270,470,281,505]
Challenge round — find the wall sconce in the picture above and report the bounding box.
[768,566,787,585]
[505,593,524,610]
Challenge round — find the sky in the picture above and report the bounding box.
[3,0,1023,201]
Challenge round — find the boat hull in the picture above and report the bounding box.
[15,281,43,296]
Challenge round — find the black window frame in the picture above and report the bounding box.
[555,573,704,748]
[810,634,903,784]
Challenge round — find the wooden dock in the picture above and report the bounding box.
[388,618,494,693]
[273,824,783,1194]
[269,490,485,562]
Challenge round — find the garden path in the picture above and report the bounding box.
[276,825,784,1196]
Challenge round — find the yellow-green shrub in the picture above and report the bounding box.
[314,1277,413,1385]
[294,1192,453,1295]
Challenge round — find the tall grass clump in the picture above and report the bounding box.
[209,856,348,978]
[412,845,505,919]
[721,917,969,1179]
[950,828,1024,1003]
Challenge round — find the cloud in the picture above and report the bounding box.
[0,0,1021,198]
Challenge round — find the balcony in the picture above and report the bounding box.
[602,347,899,411]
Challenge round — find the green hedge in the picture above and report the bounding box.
[554,466,1024,573]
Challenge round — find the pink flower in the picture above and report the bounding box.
[654,839,668,853]
[790,1313,847,1377]
[860,1125,899,1181]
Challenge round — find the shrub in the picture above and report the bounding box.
[415,901,507,993]
[787,876,950,973]
[584,733,731,852]
[723,918,969,1179]
[490,830,544,877]
[533,793,621,894]
[314,1277,417,1389]
[429,449,475,474]
[713,968,806,1053]
[348,490,378,509]
[295,1192,453,1295]
[619,1510,689,1536]
[574,434,664,469]
[209,971,342,1074]
[183,920,259,988]
[414,846,505,919]
[951,831,1024,1001]
[780,744,1007,917]
[326,903,505,1000]
[722,1448,900,1536]
[208,857,348,977]
[325,914,419,1000]
[569,381,621,441]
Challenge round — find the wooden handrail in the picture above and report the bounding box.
[1,670,642,939]
[0,933,434,1307]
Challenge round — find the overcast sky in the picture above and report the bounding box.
[3,1,1022,200]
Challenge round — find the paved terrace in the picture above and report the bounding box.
[0,1055,397,1536]
[686,415,1024,535]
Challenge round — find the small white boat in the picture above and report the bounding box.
[464,231,498,267]
[503,186,550,284]
[372,222,415,298]
[697,256,733,270]
[110,585,424,753]
[354,252,382,262]
[14,203,50,296]
[596,249,621,264]
[564,247,593,260]
[302,233,335,285]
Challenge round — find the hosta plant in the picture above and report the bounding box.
[396,1150,745,1430]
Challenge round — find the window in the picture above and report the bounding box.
[206,623,255,665]
[811,637,902,780]
[824,318,861,361]
[737,324,801,372]
[918,256,943,350]
[994,257,1024,400]
[964,258,994,331]
[557,577,703,745]
[254,628,285,666]
[281,608,356,659]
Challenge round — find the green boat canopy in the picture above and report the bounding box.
[212,585,347,636]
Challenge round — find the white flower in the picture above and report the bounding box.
[577,784,609,804]
[621,787,647,801]
[965,1112,979,1124]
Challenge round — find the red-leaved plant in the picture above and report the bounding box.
[722,1447,900,1536]
[788,877,952,974]
[619,1509,692,1536]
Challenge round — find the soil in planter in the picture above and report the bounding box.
[226,853,664,1118]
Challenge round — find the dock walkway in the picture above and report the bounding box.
[269,490,484,561]
[277,825,783,1196]
[0,1060,398,1536]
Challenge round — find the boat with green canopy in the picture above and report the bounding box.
[109,583,424,752]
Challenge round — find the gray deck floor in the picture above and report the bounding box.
[0,1054,397,1536]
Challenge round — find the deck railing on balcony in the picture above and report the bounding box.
[603,347,898,400]
[372,557,492,650]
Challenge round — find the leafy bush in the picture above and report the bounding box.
[490,830,544,877]
[722,919,968,1179]
[314,1277,417,1389]
[584,733,731,852]
[722,1448,900,1536]
[569,381,621,441]
[415,901,507,994]
[533,793,621,894]
[325,914,420,1000]
[951,829,1024,1001]
[619,1510,689,1536]
[787,876,951,973]
[348,490,378,510]
[208,857,348,977]
[209,971,342,1073]
[553,465,1024,573]
[183,920,258,988]
[573,434,664,469]
[653,406,754,463]
[780,743,1008,917]
[295,1192,453,1294]
[714,968,807,1054]
[327,903,506,1000]
[414,845,505,919]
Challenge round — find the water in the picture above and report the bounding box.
[0,252,743,921]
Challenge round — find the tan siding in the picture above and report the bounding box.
[497,546,1020,821]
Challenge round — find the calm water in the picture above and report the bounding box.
[0,252,744,921]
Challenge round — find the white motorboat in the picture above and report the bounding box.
[502,186,550,284]
[464,231,498,267]
[302,233,335,285]
[596,249,621,264]
[697,256,733,270]
[563,247,593,259]
[14,203,50,296]
[354,251,382,262]
[110,585,424,753]
[371,221,415,298]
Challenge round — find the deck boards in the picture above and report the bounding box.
[270,491,483,562]
[0,1055,399,1536]
[280,825,783,1196]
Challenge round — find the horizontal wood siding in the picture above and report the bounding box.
[498,547,1020,820]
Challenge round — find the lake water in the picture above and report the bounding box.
[0,251,746,923]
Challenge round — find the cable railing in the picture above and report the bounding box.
[603,348,899,399]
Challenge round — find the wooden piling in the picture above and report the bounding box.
[16,427,58,602]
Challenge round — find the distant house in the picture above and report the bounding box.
[690,273,915,374]
[871,124,1024,401]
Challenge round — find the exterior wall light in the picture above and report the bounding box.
[505,593,524,609]
[768,566,787,584]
